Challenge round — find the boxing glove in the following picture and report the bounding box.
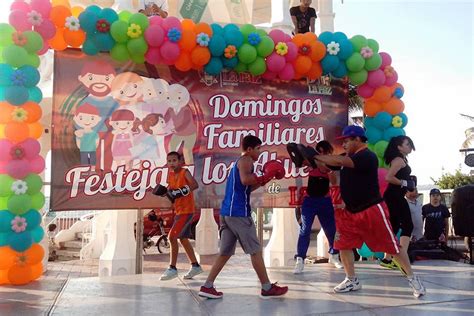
[297,144,318,168]
[152,184,191,203]
[263,160,285,180]
[287,143,305,168]
[400,179,416,192]
[152,184,175,203]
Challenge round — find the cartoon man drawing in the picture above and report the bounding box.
[73,103,101,170]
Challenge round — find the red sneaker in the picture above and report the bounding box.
[198,286,223,299]
[260,283,288,299]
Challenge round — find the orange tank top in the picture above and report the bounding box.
[168,168,195,215]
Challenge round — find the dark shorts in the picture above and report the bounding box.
[219,215,261,256]
[169,213,194,239]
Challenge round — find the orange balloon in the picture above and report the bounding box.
[30,263,43,281]
[309,41,326,62]
[383,98,405,115]
[5,122,29,143]
[0,102,15,124]
[292,34,306,47]
[194,22,212,36]
[179,30,197,52]
[64,29,86,48]
[294,56,312,75]
[0,247,17,270]
[364,99,383,117]
[28,122,44,139]
[372,86,392,103]
[181,19,195,31]
[49,28,68,51]
[293,72,304,80]
[0,269,9,285]
[25,244,45,265]
[21,101,42,123]
[71,6,84,18]
[8,265,32,285]
[306,63,323,80]
[52,0,71,8]
[191,47,211,66]
[50,5,71,28]
[0,124,5,138]
[303,32,317,42]
[175,52,192,72]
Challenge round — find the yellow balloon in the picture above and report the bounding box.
[51,0,71,9]
[28,122,44,139]
[71,6,84,18]
[0,124,5,138]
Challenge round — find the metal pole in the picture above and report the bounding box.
[256,208,264,246]
[136,208,144,274]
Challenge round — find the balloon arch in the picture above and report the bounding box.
[0,0,408,285]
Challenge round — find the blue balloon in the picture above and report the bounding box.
[82,39,99,55]
[321,55,339,73]
[224,30,244,48]
[5,86,29,105]
[397,112,408,128]
[29,86,43,103]
[209,35,226,57]
[95,34,115,51]
[394,87,404,99]
[338,39,354,60]
[333,32,348,42]
[30,226,44,243]
[86,4,102,15]
[24,209,41,230]
[223,23,239,33]
[79,11,99,34]
[332,62,347,78]
[8,231,33,252]
[19,65,40,88]
[383,127,405,141]
[100,8,119,23]
[0,211,14,232]
[318,31,334,45]
[0,86,5,100]
[357,243,374,258]
[0,232,8,246]
[373,111,392,129]
[211,23,224,36]
[204,57,223,75]
[0,64,14,86]
[364,116,375,128]
[366,126,383,144]
[222,56,238,68]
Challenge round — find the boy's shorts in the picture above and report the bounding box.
[169,213,194,239]
[219,215,261,256]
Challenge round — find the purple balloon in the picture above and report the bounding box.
[144,25,165,47]
[268,29,286,44]
[357,84,375,98]
[266,53,285,73]
[279,63,295,81]
[379,52,392,68]
[366,69,386,88]
[160,42,180,61]
[9,10,32,32]
[285,42,298,62]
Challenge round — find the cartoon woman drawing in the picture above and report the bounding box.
[111,72,144,108]
[107,109,140,171]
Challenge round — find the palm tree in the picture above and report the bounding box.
[460,113,474,149]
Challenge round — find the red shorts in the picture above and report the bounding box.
[169,214,194,239]
[334,202,400,254]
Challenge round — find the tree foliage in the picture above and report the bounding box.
[432,169,474,189]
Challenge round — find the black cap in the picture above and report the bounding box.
[430,188,441,195]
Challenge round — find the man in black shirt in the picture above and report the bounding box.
[290,0,317,34]
[315,125,426,298]
[422,189,450,241]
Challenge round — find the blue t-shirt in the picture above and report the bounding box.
[79,130,99,152]
[220,158,252,217]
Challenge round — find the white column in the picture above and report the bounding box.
[318,0,335,32]
[316,229,330,258]
[99,210,137,276]
[195,208,219,256]
[264,208,299,267]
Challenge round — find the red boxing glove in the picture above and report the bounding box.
[263,160,285,180]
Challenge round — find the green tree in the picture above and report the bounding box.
[431,169,474,189]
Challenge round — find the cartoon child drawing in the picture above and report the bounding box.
[107,109,140,171]
[111,72,144,107]
[73,103,101,170]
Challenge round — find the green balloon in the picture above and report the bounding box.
[345,52,365,72]
[0,23,15,46]
[348,69,368,86]
[256,28,267,37]
[26,53,40,68]
[119,10,132,22]
[234,61,248,73]
[7,194,32,215]
[0,175,14,197]
[248,56,266,76]
[25,174,43,195]
[130,53,145,64]
[367,143,375,152]
[364,53,382,71]
[238,43,257,64]
[111,43,130,62]
[2,45,28,68]
[240,24,257,41]
[367,39,379,53]
[129,13,150,30]
[0,197,7,210]
[374,140,389,157]
[350,35,368,53]
[110,21,129,43]
[23,31,43,54]
[256,36,274,57]
[31,192,45,210]
[127,37,148,55]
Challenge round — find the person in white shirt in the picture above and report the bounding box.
[405,188,424,241]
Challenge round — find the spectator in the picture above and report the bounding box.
[138,0,168,18]
[290,0,317,34]
[422,189,450,242]
[405,188,424,241]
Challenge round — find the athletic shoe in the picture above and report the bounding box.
[329,253,344,269]
[334,277,362,293]
[160,268,178,281]
[294,257,304,274]
[408,275,426,298]
[260,283,288,299]
[392,258,407,276]
[183,265,204,279]
[379,258,397,270]
[198,286,223,299]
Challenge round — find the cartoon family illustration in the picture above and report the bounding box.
[73,60,197,172]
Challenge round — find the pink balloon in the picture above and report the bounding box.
[357,83,375,98]
[10,1,30,12]
[377,168,388,196]
[31,0,52,17]
[145,47,162,64]
[278,63,295,81]
[283,34,292,42]
[161,58,175,66]
[22,138,41,159]
[162,16,182,31]
[30,156,45,174]
[266,53,285,73]
[0,140,13,162]
[9,10,32,32]
[268,29,286,44]
[285,42,298,62]
[160,42,180,61]
[35,20,56,40]
[379,52,392,68]
[6,160,30,179]
[384,71,398,86]
[37,42,50,55]
[149,16,163,26]
[367,69,386,88]
[0,161,6,173]
[144,25,165,47]
[262,70,277,80]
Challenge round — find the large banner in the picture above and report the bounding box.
[51,49,348,210]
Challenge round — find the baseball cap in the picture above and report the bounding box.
[336,125,367,141]
[430,188,441,195]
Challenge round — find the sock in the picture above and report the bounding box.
[169,265,177,270]
[347,276,357,281]
[262,283,272,291]
[191,262,200,268]
[203,281,214,288]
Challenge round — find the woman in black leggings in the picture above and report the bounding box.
[381,136,416,271]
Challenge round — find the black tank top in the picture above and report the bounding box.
[307,169,330,197]
[385,161,411,195]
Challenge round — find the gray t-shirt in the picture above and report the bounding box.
[406,198,423,240]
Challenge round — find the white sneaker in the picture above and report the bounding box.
[183,265,203,279]
[294,257,304,274]
[408,275,426,298]
[329,253,344,269]
[334,277,362,293]
[160,268,178,281]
